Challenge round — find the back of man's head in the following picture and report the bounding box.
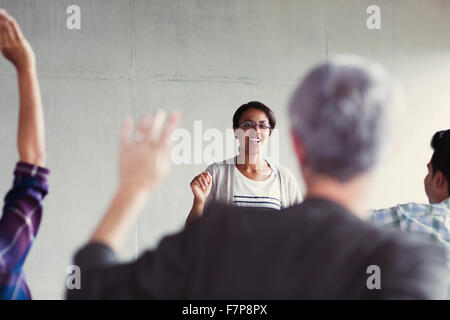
[289,56,399,182]
[430,129,450,196]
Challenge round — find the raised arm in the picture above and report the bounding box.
[89,110,180,252]
[0,9,49,300]
[0,9,45,166]
[66,110,181,300]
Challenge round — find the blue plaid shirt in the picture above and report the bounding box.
[371,198,450,299]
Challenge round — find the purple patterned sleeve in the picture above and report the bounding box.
[0,162,49,273]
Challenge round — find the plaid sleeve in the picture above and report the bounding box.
[371,202,450,299]
[0,162,49,273]
[370,206,403,229]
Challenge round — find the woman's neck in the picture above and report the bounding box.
[235,152,266,171]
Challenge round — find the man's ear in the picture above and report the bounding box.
[291,129,306,167]
[433,170,447,191]
[436,170,449,196]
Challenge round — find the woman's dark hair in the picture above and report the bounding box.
[430,129,450,194]
[232,101,276,129]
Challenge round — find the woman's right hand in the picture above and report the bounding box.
[190,171,212,203]
[0,9,36,72]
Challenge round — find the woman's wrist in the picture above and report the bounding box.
[192,198,205,212]
[16,62,37,76]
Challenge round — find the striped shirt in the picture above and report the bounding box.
[233,166,281,210]
[370,198,450,299]
[0,162,49,300]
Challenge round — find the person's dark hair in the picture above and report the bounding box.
[232,101,276,130]
[430,129,450,195]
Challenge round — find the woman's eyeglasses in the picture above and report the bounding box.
[238,120,272,130]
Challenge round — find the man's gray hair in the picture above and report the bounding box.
[289,56,400,181]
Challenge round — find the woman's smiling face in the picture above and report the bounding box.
[234,108,272,156]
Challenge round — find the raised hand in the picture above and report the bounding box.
[0,9,36,71]
[119,110,180,193]
[190,171,212,203]
[89,110,180,251]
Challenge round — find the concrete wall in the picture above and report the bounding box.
[0,0,449,299]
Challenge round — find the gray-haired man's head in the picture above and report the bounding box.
[289,56,399,182]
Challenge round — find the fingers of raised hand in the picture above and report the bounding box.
[202,175,209,189]
[194,181,203,192]
[191,175,204,191]
[159,110,180,150]
[133,110,181,147]
[200,172,211,190]
[190,171,211,195]
[0,9,8,47]
[0,10,20,46]
[122,110,180,149]
[136,115,153,143]
[6,15,23,40]
[120,117,134,150]
[199,176,207,190]
[190,179,202,193]
[204,172,211,183]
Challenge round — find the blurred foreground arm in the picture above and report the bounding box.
[66,111,183,300]
[89,110,180,252]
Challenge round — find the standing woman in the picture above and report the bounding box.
[186,101,302,225]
